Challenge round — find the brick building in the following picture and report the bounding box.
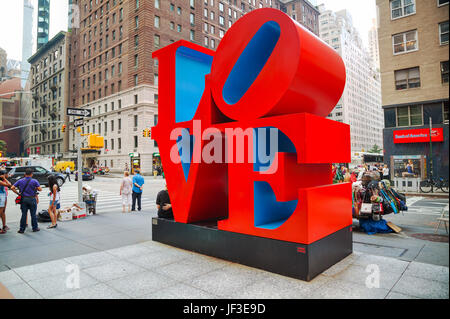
[0,78,22,157]
[67,0,319,174]
[377,0,449,184]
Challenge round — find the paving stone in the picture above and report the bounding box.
[140,283,219,299]
[186,263,267,298]
[392,275,449,299]
[403,261,449,283]
[106,244,155,259]
[106,271,176,298]
[64,251,117,269]
[309,279,390,299]
[332,264,404,290]
[322,253,359,277]
[6,282,42,299]
[27,271,99,298]
[0,270,25,287]
[352,254,409,275]
[127,250,189,270]
[51,283,129,299]
[385,291,419,299]
[13,259,71,282]
[233,274,331,299]
[153,256,229,281]
[83,260,145,282]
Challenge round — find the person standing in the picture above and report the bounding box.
[65,166,71,182]
[131,169,144,211]
[382,164,390,181]
[11,168,42,233]
[0,170,12,234]
[120,171,133,213]
[47,175,61,229]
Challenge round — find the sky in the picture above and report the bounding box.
[0,0,377,62]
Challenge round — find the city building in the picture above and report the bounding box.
[318,6,384,157]
[66,0,320,174]
[0,78,22,157]
[0,48,7,80]
[368,18,380,69]
[377,0,449,183]
[22,0,34,88]
[37,0,51,50]
[275,0,319,35]
[28,31,70,158]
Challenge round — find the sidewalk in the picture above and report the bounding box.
[0,240,448,299]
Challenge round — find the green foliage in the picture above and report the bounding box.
[369,144,382,154]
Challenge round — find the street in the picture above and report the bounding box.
[0,175,448,299]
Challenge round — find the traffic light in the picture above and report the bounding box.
[87,134,104,149]
[142,129,151,137]
[61,125,66,132]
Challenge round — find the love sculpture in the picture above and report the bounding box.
[151,8,352,281]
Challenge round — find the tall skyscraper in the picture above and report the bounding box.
[368,18,380,70]
[37,0,50,50]
[22,0,34,88]
[318,5,384,156]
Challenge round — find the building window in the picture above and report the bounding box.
[390,0,415,20]
[154,35,160,48]
[134,136,138,148]
[392,30,418,54]
[394,67,420,90]
[154,16,160,28]
[443,101,449,123]
[396,105,423,127]
[190,30,195,41]
[439,21,449,45]
[441,61,449,83]
[190,0,195,8]
[134,74,138,86]
[438,0,449,6]
[155,0,160,9]
[190,13,195,25]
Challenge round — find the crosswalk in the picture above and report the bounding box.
[7,187,157,214]
[404,196,449,216]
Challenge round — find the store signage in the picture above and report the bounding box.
[74,118,84,127]
[393,128,444,144]
[151,8,351,245]
[67,107,91,117]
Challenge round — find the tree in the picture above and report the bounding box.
[369,144,382,154]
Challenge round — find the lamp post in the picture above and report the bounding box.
[428,117,433,181]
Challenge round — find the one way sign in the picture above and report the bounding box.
[67,107,92,117]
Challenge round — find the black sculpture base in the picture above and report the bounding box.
[152,218,352,281]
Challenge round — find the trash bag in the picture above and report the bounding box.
[38,210,52,223]
[359,218,393,235]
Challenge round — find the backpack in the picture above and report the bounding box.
[38,210,52,223]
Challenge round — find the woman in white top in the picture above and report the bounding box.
[382,164,390,180]
[120,171,133,213]
[47,175,61,229]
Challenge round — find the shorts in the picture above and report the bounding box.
[122,193,132,206]
[0,193,6,208]
[50,200,61,209]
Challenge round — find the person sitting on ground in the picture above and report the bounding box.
[156,185,173,219]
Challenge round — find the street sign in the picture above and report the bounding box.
[74,118,84,127]
[67,107,92,117]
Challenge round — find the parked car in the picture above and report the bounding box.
[7,166,66,187]
[75,168,94,181]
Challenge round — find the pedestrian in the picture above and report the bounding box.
[156,185,173,219]
[0,170,12,234]
[65,165,71,182]
[120,171,133,213]
[131,169,144,211]
[47,175,60,229]
[382,164,390,181]
[10,168,42,233]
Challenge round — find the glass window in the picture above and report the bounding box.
[439,21,449,45]
[154,16,160,28]
[441,61,449,83]
[395,67,420,90]
[396,105,423,127]
[390,0,415,20]
[392,30,418,54]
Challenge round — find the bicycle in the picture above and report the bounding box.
[419,177,449,193]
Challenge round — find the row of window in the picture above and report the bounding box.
[392,102,449,128]
[394,61,448,90]
[390,0,448,20]
[392,22,449,56]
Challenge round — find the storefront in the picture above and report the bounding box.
[383,110,449,192]
[152,152,162,176]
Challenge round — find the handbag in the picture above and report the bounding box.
[15,178,32,205]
